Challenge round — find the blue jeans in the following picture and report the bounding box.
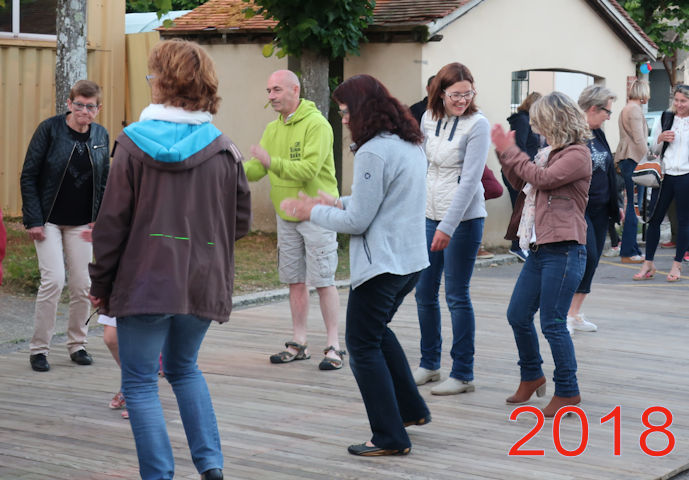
[645,173,689,262]
[576,203,608,294]
[506,242,586,397]
[117,314,222,480]
[346,271,429,450]
[415,217,483,381]
[618,159,642,257]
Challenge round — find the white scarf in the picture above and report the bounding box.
[517,146,551,250]
[139,104,212,125]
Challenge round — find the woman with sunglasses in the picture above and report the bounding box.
[412,62,491,396]
[635,83,689,282]
[281,74,430,456]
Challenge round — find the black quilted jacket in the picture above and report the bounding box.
[20,114,110,228]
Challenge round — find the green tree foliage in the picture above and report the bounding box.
[243,0,374,59]
[126,0,208,14]
[622,0,689,86]
[242,0,375,116]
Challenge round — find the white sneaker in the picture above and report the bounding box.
[566,322,574,335]
[567,314,597,332]
[430,377,475,395]
[413,367,440,386]
[602,246,620,257]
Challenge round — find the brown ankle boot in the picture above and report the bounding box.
[542,394,581,417]
[505,376,546,405]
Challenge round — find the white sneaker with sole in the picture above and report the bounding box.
[412,367,440,386]
[567,314,597,332]
[430,377,475,395]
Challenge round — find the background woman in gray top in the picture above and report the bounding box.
[282,74,430,457]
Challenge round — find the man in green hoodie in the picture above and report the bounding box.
[244,70,345,371]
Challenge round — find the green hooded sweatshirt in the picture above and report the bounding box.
[244,99,338,220]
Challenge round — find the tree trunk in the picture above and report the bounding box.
[55,0,88,114]
[299,50,330,117]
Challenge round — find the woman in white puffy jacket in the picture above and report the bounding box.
[413,62,491,395]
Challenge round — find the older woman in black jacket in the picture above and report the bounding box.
[566,85,620,334]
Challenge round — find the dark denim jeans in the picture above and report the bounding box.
[576,203,609,294]
[618,159,642,257]
[117,314,222,480]
[346,271,429,450]
[415,217,483,381]
[645,173,689,262]
[506,242,586,397]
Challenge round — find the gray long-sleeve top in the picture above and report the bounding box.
[310,133,429,289]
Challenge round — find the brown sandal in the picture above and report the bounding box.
[269,341,310,364]
[318,345,346,370]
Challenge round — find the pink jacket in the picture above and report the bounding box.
[499,144,591,246]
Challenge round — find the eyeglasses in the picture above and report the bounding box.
[443,89,475,102]
[600,106,612,116]
[338,108,349,118]
[146,74,156,86]
[71,101,99,113]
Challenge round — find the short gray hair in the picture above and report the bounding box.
[578,85,617,112]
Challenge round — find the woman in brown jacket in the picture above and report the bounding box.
[614,79,650,262]
[492,92,591,417]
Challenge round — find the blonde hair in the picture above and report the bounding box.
[530,92,591,149]
[628,79,650,101]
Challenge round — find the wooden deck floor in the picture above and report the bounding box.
[1,258,688,479]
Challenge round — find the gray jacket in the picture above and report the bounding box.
[310,133,429,289]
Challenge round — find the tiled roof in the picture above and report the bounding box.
[604,0,656,48]
[159,0,656,56]
[160,0,472,33]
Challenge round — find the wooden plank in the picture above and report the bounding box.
[0,264,687,479]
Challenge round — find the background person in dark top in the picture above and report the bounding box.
[20,80,110,372]
[505,92,542,261]
[567,85,620,334]
[409,75,435,125]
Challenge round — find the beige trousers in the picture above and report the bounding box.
[30,222,92,355]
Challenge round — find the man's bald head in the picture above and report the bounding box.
[267,70,301,119]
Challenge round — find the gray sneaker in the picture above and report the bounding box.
[412,367,440,386]
[430,378,475,395]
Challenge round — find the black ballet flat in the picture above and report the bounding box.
[403,414,432,427]
[348,443,411,456]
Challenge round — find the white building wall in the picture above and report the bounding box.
[420,0,636,245]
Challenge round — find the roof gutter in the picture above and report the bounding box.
[588,0,657,60]
[426,0,486,37]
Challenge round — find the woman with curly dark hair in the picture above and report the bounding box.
[282,74,430,457]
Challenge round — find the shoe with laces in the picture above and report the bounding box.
[30,353,50,372]
[602,245,620,257]
[412,367,440,386]
[567,314,597,332]
[70,349,93,365]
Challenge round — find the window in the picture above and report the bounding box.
[511,71,529,114]
[0,0,57,38]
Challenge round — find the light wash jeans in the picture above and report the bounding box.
[30,222,92,355]
[117,314,222,480]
